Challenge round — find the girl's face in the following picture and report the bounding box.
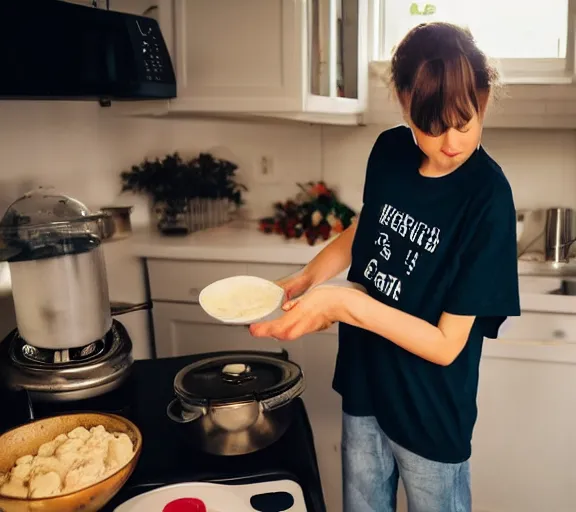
[406,111,484,175]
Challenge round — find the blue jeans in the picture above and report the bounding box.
[342,414,471,512]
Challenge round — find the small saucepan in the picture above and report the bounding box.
[166,352,305,456]
[100,206,133,242]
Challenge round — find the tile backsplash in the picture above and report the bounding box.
[1,101,574,221]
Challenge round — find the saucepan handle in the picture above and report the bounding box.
[260,377,306,412]
[166,398,204,424]
[110,301,152,316]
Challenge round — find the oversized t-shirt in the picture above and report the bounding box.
[333,125,520,463]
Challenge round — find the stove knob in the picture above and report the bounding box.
[162,498,207,512]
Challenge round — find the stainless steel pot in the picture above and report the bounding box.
[166,353,305,456]
[0,189,147,349]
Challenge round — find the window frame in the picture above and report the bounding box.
[371,0,576,85]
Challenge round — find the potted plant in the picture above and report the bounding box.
[120,152,246,235]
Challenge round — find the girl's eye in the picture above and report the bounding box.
[457,127,471,134]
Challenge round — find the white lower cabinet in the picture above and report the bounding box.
[471,354,576,512]
[299,330,342,512]
[152,301,292,358]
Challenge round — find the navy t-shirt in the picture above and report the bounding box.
[333,126,520,463]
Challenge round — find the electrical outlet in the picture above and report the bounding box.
[254,156,278,183]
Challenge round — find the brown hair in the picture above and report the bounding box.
[390,22,497,136]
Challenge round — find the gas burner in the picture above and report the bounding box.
[0,320,133,402]
[20,339,106,364]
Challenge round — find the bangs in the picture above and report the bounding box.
[409,55,480,136]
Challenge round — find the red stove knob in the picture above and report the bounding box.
[163,498,207,512]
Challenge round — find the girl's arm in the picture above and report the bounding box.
[334,288,475,366]
[278,223,357,300]
[251,284,475,366]
[300,223,357,287]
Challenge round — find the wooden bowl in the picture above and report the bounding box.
[0,413,142,512]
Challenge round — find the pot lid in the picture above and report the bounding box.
[0,187,103,229]
[173,353,303,406]
[0,188,105,261]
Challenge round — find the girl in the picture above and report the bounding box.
[250,22,520,512]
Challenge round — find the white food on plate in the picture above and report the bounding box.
[0,425,134,499]
[200,276,283,322]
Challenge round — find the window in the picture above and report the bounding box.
[374,0,573,83]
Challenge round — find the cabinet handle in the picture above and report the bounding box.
[552,329,566,339]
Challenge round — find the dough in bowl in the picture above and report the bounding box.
[0,425,134,499]
[199,276,284,324]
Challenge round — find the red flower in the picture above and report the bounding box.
[312,182,330,196]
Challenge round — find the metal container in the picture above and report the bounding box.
[100,206,133,242]
[166,353,305,456]
[545,207,576,263]
[0,188,143,350]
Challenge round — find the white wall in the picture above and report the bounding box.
[1,101,575,358]
[322,124,576,213]
[98,113,322,222]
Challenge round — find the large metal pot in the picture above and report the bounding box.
[0,188,146,349]
[166,353,305,456]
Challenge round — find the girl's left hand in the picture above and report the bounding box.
[249,286,345,341]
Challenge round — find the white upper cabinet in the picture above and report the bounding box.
[172,0,368,124]
[367,0,576,128]
[109,0,369,125]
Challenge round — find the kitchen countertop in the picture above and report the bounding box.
[133,224,576,277]
[131,222,330,265]
[132,224,576,315]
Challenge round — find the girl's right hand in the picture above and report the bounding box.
[276,271,314,303]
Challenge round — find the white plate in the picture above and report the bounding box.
[199,275,284,325]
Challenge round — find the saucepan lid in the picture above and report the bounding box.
[173,353,303,407]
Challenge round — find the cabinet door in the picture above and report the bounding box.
[471,356,576,512]
[152,301,304,363]
[172,0,304,112]
[305,0,368,116]
[299,329,342,512]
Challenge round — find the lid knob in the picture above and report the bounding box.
[222,363,251,376]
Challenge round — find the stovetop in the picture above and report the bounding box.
[0,320,133,401]
[0,352,327,512]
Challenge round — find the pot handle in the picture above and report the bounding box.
[111,301,152,316]
[166,398,204,424]
[260,377,306,412]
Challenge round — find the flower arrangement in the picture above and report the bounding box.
[120,152,247,235]
[120,152,246,205]
[258,181,356,246]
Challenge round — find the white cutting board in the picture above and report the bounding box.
[115,480,308,512]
